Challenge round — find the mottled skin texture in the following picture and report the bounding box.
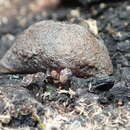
[0,20,113,78]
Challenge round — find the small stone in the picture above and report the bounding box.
[0,115,11,124]
[99,3,106,9]
[69,8,80,18]
[80,19,98,35]
[126,6,130,11]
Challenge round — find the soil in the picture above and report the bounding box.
[0,0,130,130]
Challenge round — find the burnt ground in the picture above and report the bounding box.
[0,0,130,130]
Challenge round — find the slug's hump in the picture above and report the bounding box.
[0,20,113,77]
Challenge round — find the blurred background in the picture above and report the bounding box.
[0,0,130,66]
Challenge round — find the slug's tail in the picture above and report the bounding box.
[0,61,12,75]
